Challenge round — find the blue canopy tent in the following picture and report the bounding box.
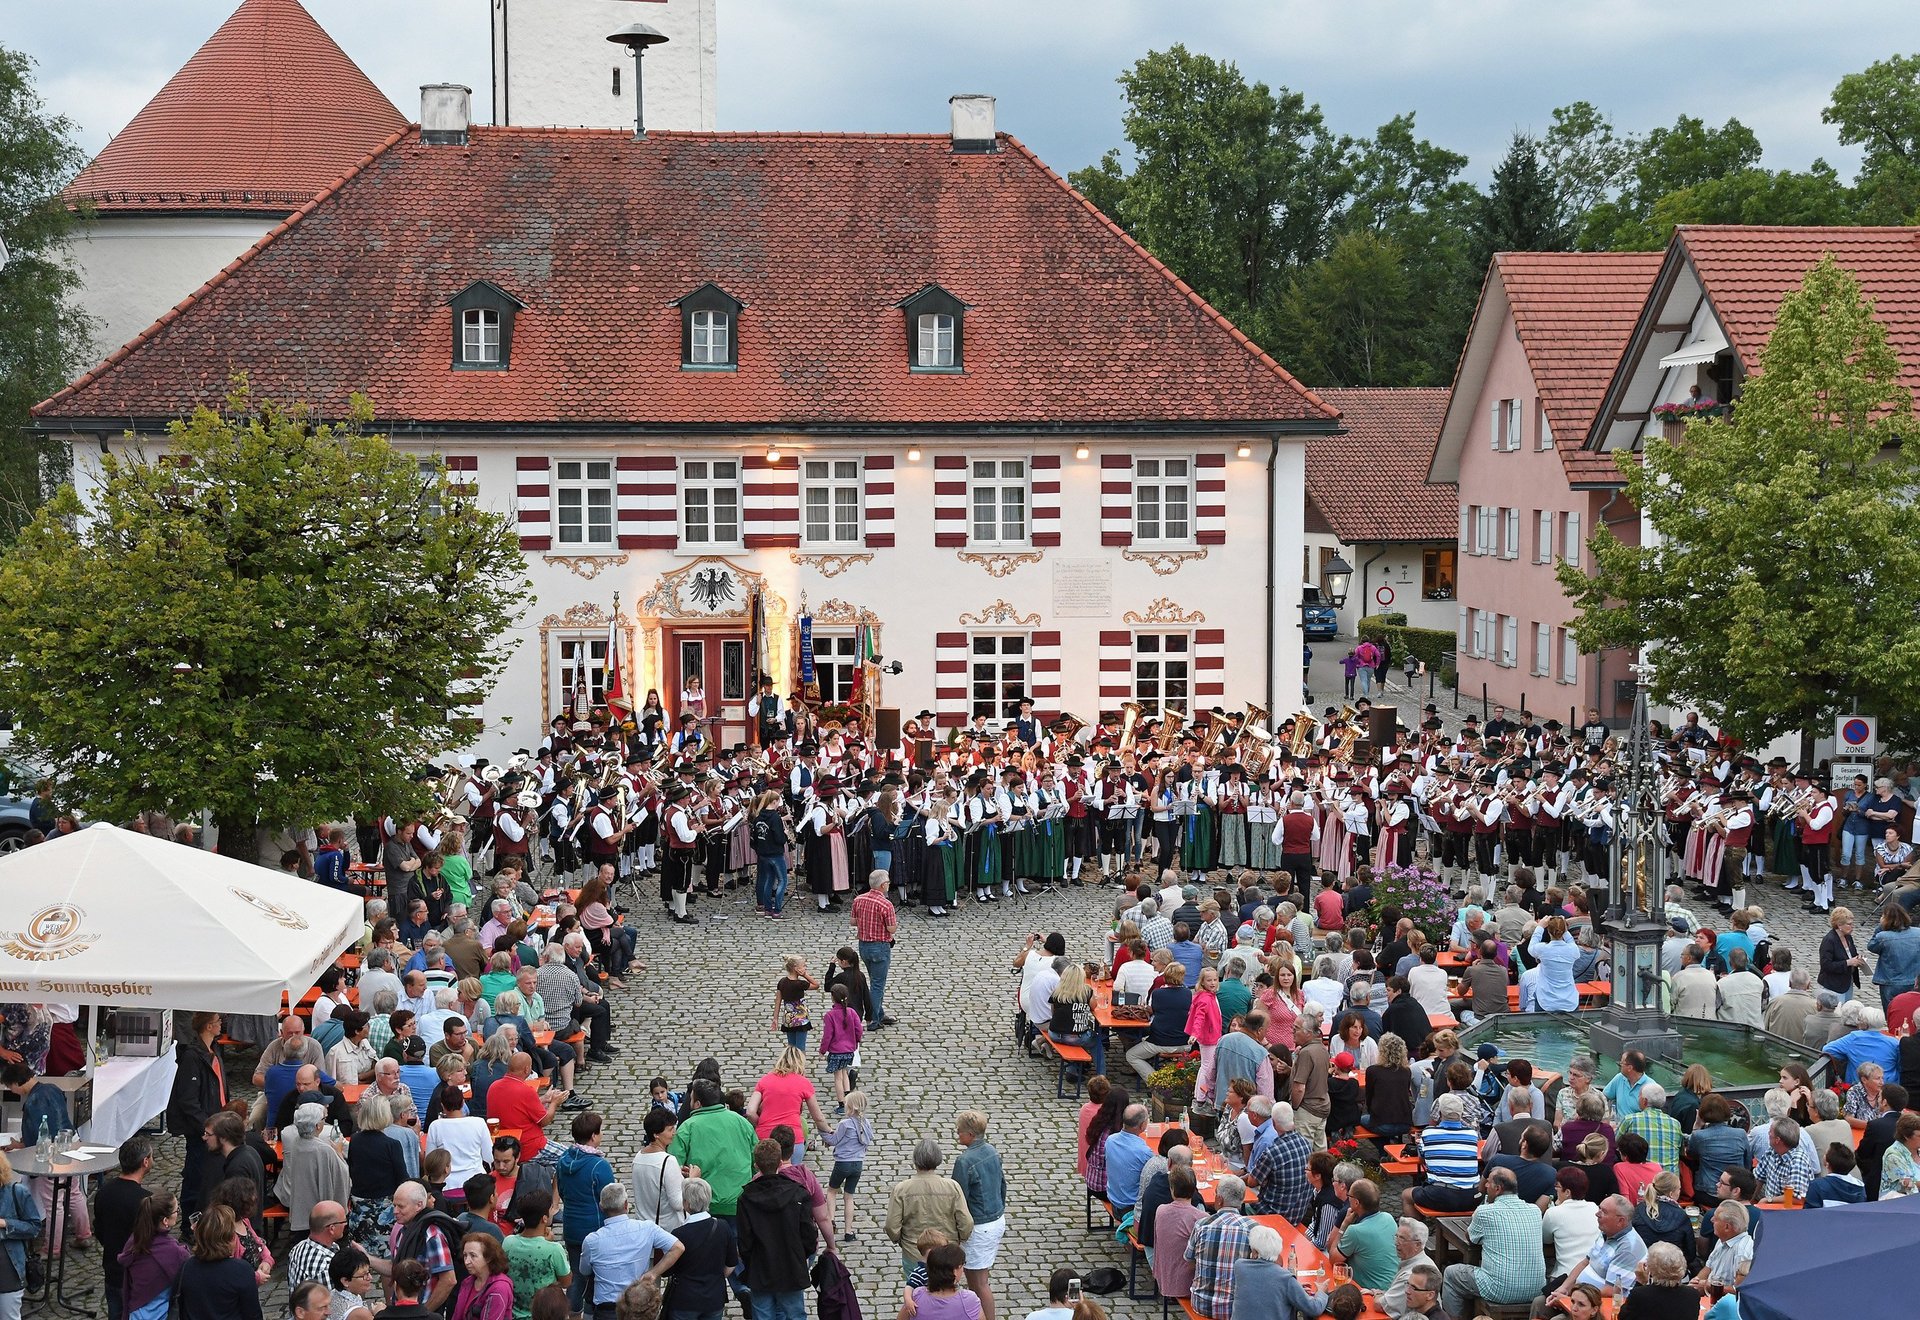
[1738,1196,1920,1319]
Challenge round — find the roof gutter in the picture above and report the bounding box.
[34,416,1341,439]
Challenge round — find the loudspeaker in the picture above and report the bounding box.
[875,707,902,747]
[1369,705,1400,748]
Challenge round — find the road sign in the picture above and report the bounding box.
[1375,585,1395,607]
[1836,715,1877,755]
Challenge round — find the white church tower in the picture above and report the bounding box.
[491,0,718,131]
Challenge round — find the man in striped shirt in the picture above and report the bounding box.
[1407,1092,1480,1213]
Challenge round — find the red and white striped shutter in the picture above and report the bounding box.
[1194,628,1226,701]
[933,455,967,548]
[443,455,477,496]
[864,454,896,548]
[1195,452,1227,545]
[617,455,675,549]
[742,453,799,549]
[1030,630,1061,718]
[935,632,969,727]
[1030,454,1061,546]
[1100,454,1133,546]
[516,456,551,550]
[1099,630,1133,705]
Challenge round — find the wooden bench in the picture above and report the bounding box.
[1039,1030,1094,1098]
[1427,1213,1475,1268]
[1125,1222,1158,1300]
[1086,1190,1115,1233]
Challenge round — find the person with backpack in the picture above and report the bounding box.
[751,791,792,918]
[385,1181,462,1312]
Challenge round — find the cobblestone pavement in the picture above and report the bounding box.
[43,862,1869,1319]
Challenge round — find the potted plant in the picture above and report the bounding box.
[1146,1054,1199,1121]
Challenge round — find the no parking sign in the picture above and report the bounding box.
[1836,714,1877,755]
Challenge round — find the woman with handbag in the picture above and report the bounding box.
[0,1151,44,1320]
[631,1107,687,1230]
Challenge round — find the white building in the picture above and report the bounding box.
[59,0,407,367]
[492,0,717,131]
[37,88,1337,760]
[1302,387,1456,638]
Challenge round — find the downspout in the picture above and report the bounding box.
[1265,435,1278,718]
[1360,546,1387,633]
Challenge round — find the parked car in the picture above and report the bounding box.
[1301,582,1338,639]
[0,792,31,852]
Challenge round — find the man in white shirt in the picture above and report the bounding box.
[1023,1269,1080,1320]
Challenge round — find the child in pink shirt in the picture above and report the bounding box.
[819,983,866,1109]
[1187,967,1224,1101]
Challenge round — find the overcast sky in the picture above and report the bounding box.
[16,0,1920,185]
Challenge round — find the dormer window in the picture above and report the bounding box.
[897,284,968,372]
[674,284,745,370]
[446,280,525,371]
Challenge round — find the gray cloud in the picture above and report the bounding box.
[14,0,1918,184]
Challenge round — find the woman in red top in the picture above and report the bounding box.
[745,1046,833,1162]
[1108,925,1142,980]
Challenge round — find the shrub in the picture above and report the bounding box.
[1366,863,1456,947]
[1357,616,1454,668]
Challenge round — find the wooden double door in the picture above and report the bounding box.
[664,627,752,749]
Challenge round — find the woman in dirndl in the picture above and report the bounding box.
[1217,764,1252,870]
[1248,778,1283,877]
[1316,773,1353,881]
[926,794,965,916]
[802,778,851,912]
[1179,772,1217,877]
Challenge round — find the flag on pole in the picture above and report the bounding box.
[799,606,818,702]
[603,593,628,725]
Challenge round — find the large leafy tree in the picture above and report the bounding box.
[1559,256,1920,753]
[0,46,93,538]
[1826,53,1920,223]
[0,387,532,853]
[1578,114,1765,249]
[1270,231,1419,386]
[1067,45,1352,340]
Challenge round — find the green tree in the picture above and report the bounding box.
[0,386,532,853]
[1579,114,1763,248]
[1559,256,1920,753]
[1468,132,1569,278]
[1272,231,1420,386]
[1639,163,1855,239]
[1825,54,1920,223]
[1065,45,1354,342]
[1542,101,1631,229]
[0,46,93,538]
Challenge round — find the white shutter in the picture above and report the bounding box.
[1491,403,1501,450]
[1506,402,1522,451]
[1458,605,1470,650]
[1537,510,1552,563]
[1562,631,1578,684]
[1502,616,1517,667]
[1539,407,1554,450]
[1504,508,1520,559]
[1565,511,1582,565]
[1535,623,1550,674]
[1459,505,1471,550]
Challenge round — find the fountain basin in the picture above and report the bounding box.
[1457,1012,1830,1115]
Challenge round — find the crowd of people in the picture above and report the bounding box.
[7,693,1919,1320]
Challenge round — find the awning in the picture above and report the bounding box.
[0,825,362,1011]
[1658,325,1730,369]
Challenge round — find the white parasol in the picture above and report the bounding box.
[0,824,362,1012]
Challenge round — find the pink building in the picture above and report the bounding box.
[1428,252,1661,727]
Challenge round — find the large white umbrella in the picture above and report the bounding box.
[0,825,362,1012]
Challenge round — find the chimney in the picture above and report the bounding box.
[421,84,473,146]
[949,94,997,153]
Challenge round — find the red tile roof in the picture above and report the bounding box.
[1307,388,1454,542]
[40,128,1338,430]
[61,0,405,214]
[1496,251,1664,486]
[1679,225,1920,387]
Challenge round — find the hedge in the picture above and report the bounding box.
[1357,613,1454,668]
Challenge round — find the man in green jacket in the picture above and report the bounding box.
[668,1079,759,1216]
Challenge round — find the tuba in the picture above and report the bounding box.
[436,766,471,817]
[1053,712,1089,746]
[1243,701,1270,739]
[1289,710,1318,758]
[1155,708,1186,753]
[1119,701,1143,749]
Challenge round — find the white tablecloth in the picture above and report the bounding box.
[80,1049,178,1148]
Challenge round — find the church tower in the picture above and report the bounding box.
[491,0,718,131]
